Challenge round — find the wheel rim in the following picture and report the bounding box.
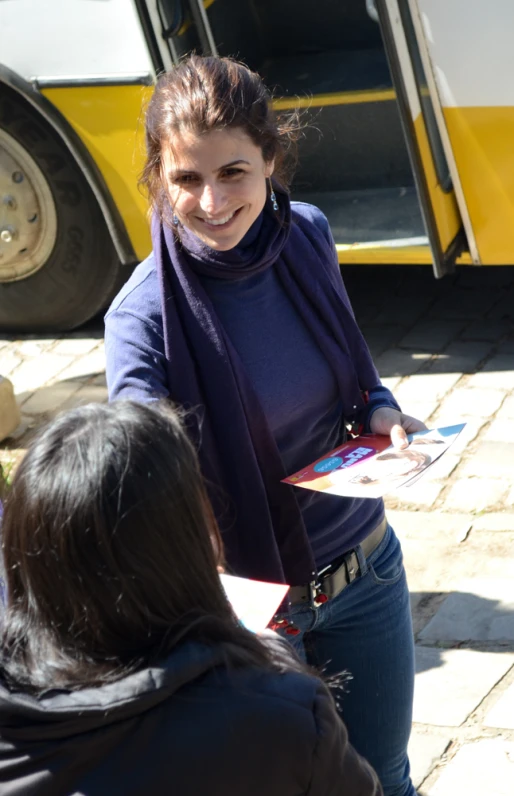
[0,128,58,283]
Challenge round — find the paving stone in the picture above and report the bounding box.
[8,354,74,395]
[463,532,514,581]
[361,325,404,358]
[410,592,425,614]
[59,384,108,411]
[413,647,514,726]
[374,294,434,327]
[394,399,439,424]
[498,338,514,354]
[427,739,514,796]
[380,375,402,392]
[394,480,443,508]
[0,351,22,377]
[467,355,514,390]
[388,510,472,542]
[419,578,514,642]
[483,417,514,442]
[351,299,384,327]
[496,394,514,419]
[460,318,511,342]
[444,477,507,513]
[484,681,514,730]
[421,341,491,374]
[2,413,34,442]
[51,338,100,356]
[394,267,446,298]
[408,729,451,790]
[20,381,83,416]
[55,346,106,382]
[458,265,514,288]
[461,441,514,478]
[15,339,57,356]
[91,372,107,388]
[398,320,465,352]
[472,513,514,532]
[374,348,427,378]
[428,288,498,320]
[436,387,505,419]
[393,373,461,404]
[487,283,514,319]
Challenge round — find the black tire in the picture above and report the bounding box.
[0,86,123,332]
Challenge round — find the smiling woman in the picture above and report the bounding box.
[105,54,424,796]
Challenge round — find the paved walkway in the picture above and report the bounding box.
[2,263,514,794]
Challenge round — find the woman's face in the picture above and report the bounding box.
[162,127,274,251]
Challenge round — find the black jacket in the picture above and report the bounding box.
[0,641,381,795]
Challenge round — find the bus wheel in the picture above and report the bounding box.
[0,87,123,332]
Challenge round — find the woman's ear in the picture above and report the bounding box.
[264,159,275,179]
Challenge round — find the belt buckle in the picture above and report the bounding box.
[309,579,329,608]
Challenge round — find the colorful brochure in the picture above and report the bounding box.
[283,424,465,499]
[220,574,289,633]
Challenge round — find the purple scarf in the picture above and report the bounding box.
[153,188,379,585]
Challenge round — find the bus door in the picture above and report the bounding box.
[393,0,514,267]
[157,0,473,275]
[375,0,477,276]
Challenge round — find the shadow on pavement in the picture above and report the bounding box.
[342,264,514,375]
[411,589,514,675]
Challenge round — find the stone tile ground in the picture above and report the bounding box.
[2,263,514,793]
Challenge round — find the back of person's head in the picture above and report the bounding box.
[0,401,271,693]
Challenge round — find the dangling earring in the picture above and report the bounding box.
[269,178,279,212]
[172,214,179,226]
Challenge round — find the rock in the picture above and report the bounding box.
[0,376,20,442]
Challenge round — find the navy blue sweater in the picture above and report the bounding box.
[105,204,398,568]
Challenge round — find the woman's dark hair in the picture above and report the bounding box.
[140,54,300,222]
[0,401,280,693]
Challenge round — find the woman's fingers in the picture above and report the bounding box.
[390,423,409,449]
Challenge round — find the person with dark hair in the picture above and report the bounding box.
[105,55,425,796]
[0,401,381,795]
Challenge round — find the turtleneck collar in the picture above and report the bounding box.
[175,190,291,281]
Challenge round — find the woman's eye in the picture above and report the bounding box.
[174,174,198,185]
[222,168,245,179]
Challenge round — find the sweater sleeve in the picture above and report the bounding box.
[104,308,169,403]
[307,683,383,796]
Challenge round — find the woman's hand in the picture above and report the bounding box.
[369,406,427,449]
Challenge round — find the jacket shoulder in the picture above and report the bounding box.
[290,202,331,241]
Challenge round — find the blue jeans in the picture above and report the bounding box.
[277,524,416,796]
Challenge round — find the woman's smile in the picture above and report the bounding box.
[195,206,243,229]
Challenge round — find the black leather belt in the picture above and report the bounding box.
[288,516,388,607]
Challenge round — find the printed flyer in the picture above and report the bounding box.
[283,424,465,499]
[220,574,289,633]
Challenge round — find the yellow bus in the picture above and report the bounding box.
[0,1,510,330]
